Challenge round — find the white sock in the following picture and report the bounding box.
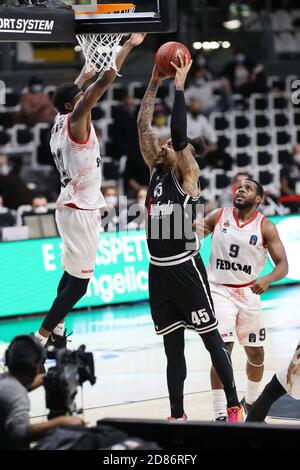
[35,331,48,347]
[53,322,65,337]
[246,379,261,405]
[212,389,227,419]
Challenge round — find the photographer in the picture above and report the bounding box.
[0,335,84,450]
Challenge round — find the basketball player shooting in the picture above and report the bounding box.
[137,52,243,422]
[35,33,146,348]
[194,179,288,420]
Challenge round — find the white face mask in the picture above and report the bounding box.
[0,164,10,176]
[105,195,118,207]
[34,206,48,214]
[294,153,300,164]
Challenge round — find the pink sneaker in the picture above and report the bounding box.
[167,413,188,421]
[227,406,243,423]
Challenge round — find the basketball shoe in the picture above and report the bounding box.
[240,396,252,415]
[46,329,72,349]
[227,406,244,423]
[167,413,188,421]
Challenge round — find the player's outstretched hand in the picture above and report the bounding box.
[128,33,147,47]
[75,64,97,87]
[251,275,271,295]
[170,54,193,90]
[152,65,172,83]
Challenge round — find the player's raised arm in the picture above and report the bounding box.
[170,55,200,198]
[71,33,146,141]
[137,67,168,168]
[251,219,289,294]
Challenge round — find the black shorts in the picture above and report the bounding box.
[149,253,218,336]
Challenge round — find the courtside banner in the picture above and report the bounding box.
[0,215,299,317]
[0,5,75,43]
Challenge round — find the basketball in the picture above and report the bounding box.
[155,41,191,76]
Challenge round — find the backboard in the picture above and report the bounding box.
[63,0,177,34]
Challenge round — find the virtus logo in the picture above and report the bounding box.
[0,80,6,105]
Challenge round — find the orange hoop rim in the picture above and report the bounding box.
[76,3,135,16]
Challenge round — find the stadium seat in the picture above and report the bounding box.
[0,130,11,145]
[0,111,14,129]
[216,174,230,189]
[236,153,251,167]
[259,170,273,185]
[255,114,269,129]
[16,127,34,145]
[276,131,291,145]
[257,151,272,166]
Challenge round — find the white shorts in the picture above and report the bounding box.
[56,206,101,279]
[210,282,265,347]
[277,360,300,400]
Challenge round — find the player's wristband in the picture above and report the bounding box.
[291,342,300,365]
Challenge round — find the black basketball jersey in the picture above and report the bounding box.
[145,167,200,266]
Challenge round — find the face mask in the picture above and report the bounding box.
[0,163,10,175]
[30,84,43,93]
[195,78,205,87]
[235,53,246,64]
[294,153,300,164]
[34,206,48,214]
[197,57,206,67]
[190,110,200,118]
[105,196,118,207]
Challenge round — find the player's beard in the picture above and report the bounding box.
[234,198,254,209]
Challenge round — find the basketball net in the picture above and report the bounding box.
[76,4,135,77]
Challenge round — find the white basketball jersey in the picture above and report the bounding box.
[50,113,106,210]
[208,207,267,286]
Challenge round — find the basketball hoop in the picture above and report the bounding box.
[76,3,135,77]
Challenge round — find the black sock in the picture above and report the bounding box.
[42,274,89,333]
[246,374,286,422]
[201,329,239,408]
[163,329,187,418]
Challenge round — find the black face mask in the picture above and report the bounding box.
[190,110,200,118]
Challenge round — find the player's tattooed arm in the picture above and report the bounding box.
[176,146,200,197]
[193,208,222,239]
[251,219,289,295]
[287,341,300,386]
[137,68,163,168]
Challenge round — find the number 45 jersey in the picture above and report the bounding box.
[208,207,267,286]
[50,113,106,210]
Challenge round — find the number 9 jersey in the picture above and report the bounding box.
[207,207,267,287]
[50,113,106,210]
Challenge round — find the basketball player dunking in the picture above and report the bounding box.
[35,33,146,348]
[138,54,243,422]
[194,179,288,420]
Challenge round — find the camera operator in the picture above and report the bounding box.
[0,335,84,450]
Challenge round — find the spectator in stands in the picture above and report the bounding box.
[0,194,16,228]
[14,76,56,127]
[187,98,218,153]
[0,156,33,210]
[280,144,300,212]
[101,186,127,232]
[127,187,147,230]
[193,52,214,80]
[218,172,250,207]
[185,66,233,116]
[152,102,170,143]
[21,194,53,223]
[222,48,267,97]
[110,94,140,159]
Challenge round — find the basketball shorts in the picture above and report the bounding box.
[277,360,300,400]
[55,206,101,279]
[149,253,218,336]
[210,282,266,347]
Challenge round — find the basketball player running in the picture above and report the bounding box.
[138,54,243,422]
[194,179,288,420]
[246,340,300,422]
[35,33,146,348]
